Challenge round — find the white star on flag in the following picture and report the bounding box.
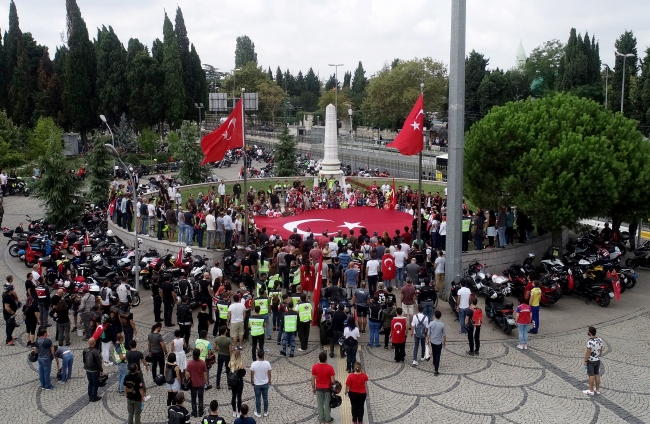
[410,121,420,131]
[338,222,363,230]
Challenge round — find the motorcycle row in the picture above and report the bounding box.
[447,231,638,335]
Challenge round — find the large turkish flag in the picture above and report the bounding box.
[254,208,413,240]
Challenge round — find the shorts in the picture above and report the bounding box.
[402,304,415,317]
[230,321,245,338]
[356,305,368,317]
[587,360,600,376]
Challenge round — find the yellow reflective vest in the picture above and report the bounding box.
[250,317,265,337]
[298,302,312,322]
[283,313,298,332]
[254,298,269,315]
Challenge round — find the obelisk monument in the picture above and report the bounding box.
[317,103,345,187]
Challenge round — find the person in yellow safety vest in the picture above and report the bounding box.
[255,287,271,340]
[289,261,301,294]
[268,273,281,292]
[255,274,268,298]
[462,215,471,253]
[333,230,344,246]
[194,330,214,390]
[280,301,298,357]
[114,332,128,395]
[291,284,302,312]
[296,293,312,351]
[258,259,270,278]
[214,298,230,338]
[249,305,267,362]
[328,176,335,190]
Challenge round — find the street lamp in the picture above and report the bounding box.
[104,143,140,291]
[194,103,204,137]
[602,64,610,108]
[615,51,635,114]
[348,108,353,142]
[100,114,116,177]
[328,63,344,114]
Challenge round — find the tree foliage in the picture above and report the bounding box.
[465,93,650,231]
[176,120,209,184]
[114,113,136,152]
[350,61,368,108]
[524,39,565,96]
[556,29,601,101]
[86,133,112,204]
[361,58,448,129]
[32,133,84,226]
[30,117,62,161]
[162,13,186,127]
[274,126,298,177]
[0,110,24,168]
[127,48,163,130]
[137,128,159,159]
[465,50,489,120]
[258,81,285,122]
[611,30,638,115]
[235,35,257,68]
[96,25,128,124]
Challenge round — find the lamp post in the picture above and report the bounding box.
[194,103,204,137]
[615,51,635,114]
[328,63,344,114]
[602,64,609,108]
[100,115,116,177]
[104,143,140,291]
[348,108,353,142]
[232,68,241,109]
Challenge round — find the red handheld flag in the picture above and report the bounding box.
[312,255,323,325]
[201,99,244,165]
[386,94,424,156]
[84,231,90,246]
[390,177,397,210]
[175,247,183,267]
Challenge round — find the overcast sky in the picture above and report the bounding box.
[0,0,648,80]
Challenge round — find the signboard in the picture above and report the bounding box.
[209,93,228,111]
[243,93,258,111]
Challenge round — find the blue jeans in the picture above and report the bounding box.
[225,230,234,249]
[396,267,405,287]
[140,216,148,235]
[282,332,295,355]
[531,306,540,334]
[178,222,186,244]
[345,345,357,371]
[431,232,439,249]
[86,370,100,400]
[474,229,484,250]
[421,301,434,323]
[38,358,54,389]
[498,227,506,247]
[117,362,128,393]
[369,321,381,347]
[262,314,271,338]
[458,308,469,334]
[254,383,269,414]
[383,279,392,289]
[61,354,74,382]
[413,336,426,361]
[186,226,194,246]
[518,324,530,344]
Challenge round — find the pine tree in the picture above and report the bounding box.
[190,44,208,120]
[175,6,196,120]
[114,113,136,152]
[126,38,145,67]
[465,50,489,119]
[32,131,84,226]
[342,71,351,88]
[127,49,163,130]
[275,66,283,87]
[267,67,273,81]
[96,25,128,124]
[64,0,97,144]
[234,35,257,68]
[162,13,186,127]
[612,30,638,115]
[274,126,298,177]
[351,61,368,107]
[86,133,112,205]
[177,120,209,184]
[325,74,337,91]
[152,38,164,65]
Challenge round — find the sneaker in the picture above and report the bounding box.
[254,412,262,418]
[475,351,479,355]
[523,345,528,350]
[582,390,594,396]
[457,331,464,335]
[297,348,304,352]
[421,357,425,361]
[118,391,125,396]
[329,352,334,358]
[45,386,56,390]
[434,371,439,376]
[289,354,294,358]
[466,350,475,356]
[384,346,388,350]
[264,412,269,417]
[279,351,286,356]
[233,412,237,418]
[412,360,418,366]
[595,390,601,395]
[144,395,151,401]
[516,344,524,349]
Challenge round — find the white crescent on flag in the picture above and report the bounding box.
[282,218,334,236]
[384,258,394,271]
[394,322,403,334]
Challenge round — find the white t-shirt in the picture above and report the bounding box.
[328,242,338,258]
[411,313,429,329]
[434,256,445,274]
[393,251,407,268]
[136,201,141,218]
[205,214,216,231]
[366,259,380,276]
[218,184,226,195]
[250,360,272,385]
[444,187,448,196]
[116,284,129,304]
[147,204,155,218]
[210,266,223,283]
[400,243,410,256]
[228,302,246,323]
[343,327,360,340]
[439,221,447,236]
[458,287,471,309]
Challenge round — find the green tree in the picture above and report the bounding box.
[477,68,510,115]
[33,51,54,122]
[505,69,532,102]
[274,127,298,177]
[361,58,448,129]
[137,128,159,159]
[0,110,23,168]
[350,61,368,108]
[64,0,97,144]
[29,117,62,161]
[176,121,209,184]
[464,93,650,236]
[114,113,136,152]
[465,50,489,122]
[633,47,650,135]
[175,6,197,121]
[49,47,68,129]
[85,133,112,204]
[189,44,208,120]
[235,35,257,68]
[318,88,353,120]
[127,48,163,130]
[126,38,145,66]
[325,74,338,91]
[524,39,565,96]
[163,13,186,127]
[167,130,181,158]
[342,71,351,88]
[32,133,84,226]
[3,0,21,117]
[258,81,285,121]
[390,58,400,69]
[556,29,601,101]
[612,30,638,115]
[96,25,128,124]
[221,62,272,103]
[267,66,273,81]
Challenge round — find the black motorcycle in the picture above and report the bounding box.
[484,283,515,335]
[7,177,29,196]
[565,267,614,307]
[625,241,650,268]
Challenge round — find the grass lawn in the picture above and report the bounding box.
[179,177,314,202]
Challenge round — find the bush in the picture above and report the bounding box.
[154,152,169,164]
[125,153,140,166]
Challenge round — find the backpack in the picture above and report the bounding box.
[101,287,109,302]
[472,308,483,326]
[227,370,240,387]
[165,364,176,384]
[414,315,426,338]
[344,336,358,347]
[330,263,341,278]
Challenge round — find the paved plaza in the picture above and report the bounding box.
[1,194,649,423]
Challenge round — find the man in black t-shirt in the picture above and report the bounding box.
[329,304,347,358]
[161,277,177,327]
[169,392,192,424]
[124,363,145,423]
[417,280,437,323]
[198,273,213,320]
[126,339,149,392]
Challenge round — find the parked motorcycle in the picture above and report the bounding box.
[484,278,515,335]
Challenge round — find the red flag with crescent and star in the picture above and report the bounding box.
[386,93,424,156]
[200,99,244,165]
[381,253,396,281]
[391,316,407,344]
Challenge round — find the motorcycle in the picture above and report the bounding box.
[625,240,650,268]
[484,279,515,335]
[6,177,29,196]
[465,261,489,294]
[565,265,615,307]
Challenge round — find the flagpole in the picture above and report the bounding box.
[241,88,249,248]
[417,84,424,247]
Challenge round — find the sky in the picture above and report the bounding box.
[0,0,648,80]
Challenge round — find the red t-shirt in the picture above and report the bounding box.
[524,282,534,303]
[391,317,407,344]
[185,359,207,388]
[345,372,368,394]
[311,363,335,389]
[516,304,532,325]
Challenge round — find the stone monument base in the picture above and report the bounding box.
[314,170,346,190]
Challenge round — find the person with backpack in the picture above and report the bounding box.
[368,295,383,348]
[100,281,113,316]
[168,392,192,424]
[515,297,532,350]
[343,315,360,373]
[465,297,482,356]
[165,352,182,406]
[177,296,194,348]
[410,305,429,366]
[228,350,247,418]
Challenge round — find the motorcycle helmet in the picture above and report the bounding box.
[106,230,114,237]
[63,280,71,289]
[92,254,102,265]
[154,374,166,386]
[28,351,38,363]
[490,291,498,300]
[330,394,342,409]
[598,248,610,259]
[98,373,109,387]
[330,381,342,394]
[184,247,193,256]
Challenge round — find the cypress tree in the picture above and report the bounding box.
[127,48,163,130]
[275,66,283,87]
[175,6,195,120]
[96,25,128,124]
[64,0,97,144]
[4,0,21,113]
[268,67,273,81]
[162,13,186,128]
[612,30,638,114]
[86,134,112,205]
[190,44,207,121]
